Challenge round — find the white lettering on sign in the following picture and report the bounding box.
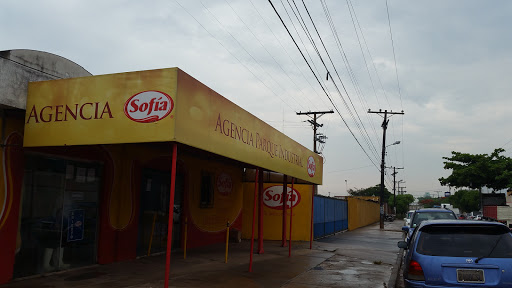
[263,185,301,210]
[124,91,174,123]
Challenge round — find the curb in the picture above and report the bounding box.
[387,247,404,288]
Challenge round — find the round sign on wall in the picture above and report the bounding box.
[307,156,316,177]
[124,90,174,123]
[216,172,233,196]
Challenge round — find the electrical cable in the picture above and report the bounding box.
[200,1,304,112]
[248,0,330,110]
[300,0,381,162]
[0,55,63,79]
[385,0,403,109]
[284,0,380,164]
[321,0,382,151]
[268,0,380,171]
[224,0,322,111]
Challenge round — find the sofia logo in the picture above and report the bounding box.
[216,172,233,196]
[124,91,174,123]
[307,156,316,177]
[263,185,301,210]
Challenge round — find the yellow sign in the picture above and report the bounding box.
[242,183,313,241]
[24,68,322,184]
[24,68,178,146]
[174,70,323,184]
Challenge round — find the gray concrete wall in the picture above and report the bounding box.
[0,49,92,110]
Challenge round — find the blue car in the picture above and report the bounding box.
[398,220,512,287]
[402,208,457,241]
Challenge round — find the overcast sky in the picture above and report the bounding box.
[2,0,511,199]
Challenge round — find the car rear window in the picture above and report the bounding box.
[412,212,455,227]
[416,225,512,258]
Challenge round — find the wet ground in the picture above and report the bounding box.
[2,221,404,288]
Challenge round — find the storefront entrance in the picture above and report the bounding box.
[137,169,183,257]
[14,155,102,278]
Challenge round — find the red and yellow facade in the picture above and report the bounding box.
[0,68,322,284]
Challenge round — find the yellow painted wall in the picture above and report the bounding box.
[348,197,379,230]
[242,183,313,241]
[183,154,244,232]
[102,143,172,230]
[102,143,246,233]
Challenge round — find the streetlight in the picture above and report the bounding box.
[387,141,401,147]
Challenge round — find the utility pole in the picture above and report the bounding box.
[297,110,333,196]
[391,167,404,214]
[398,180,405,195]
[368,109,404,229]
[296,110,333,153]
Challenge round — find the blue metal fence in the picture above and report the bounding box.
[313,195,348,239]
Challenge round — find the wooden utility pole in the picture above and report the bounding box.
[296,110,333,153]
[391,167,404,214]
[368,109,404,229]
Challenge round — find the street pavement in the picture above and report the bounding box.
[2,220,404,288]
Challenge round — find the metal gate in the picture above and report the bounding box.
[313,196,348,239]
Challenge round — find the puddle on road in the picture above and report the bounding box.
[338,269,358,275]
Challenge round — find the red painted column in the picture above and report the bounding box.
[164,143,178,288]
[257,169,264,254]
[288,177,294,257]
[281,175,287,247]
[249,168,259,272]
[310,186,315,249]
[0,133,23,285]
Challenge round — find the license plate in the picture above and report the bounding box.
[457,269,485,283]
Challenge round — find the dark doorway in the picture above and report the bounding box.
[137,169,183,257]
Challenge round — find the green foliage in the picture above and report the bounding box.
[439,148,512,191]
[388,194,415,214]
[348,184,392,203]
[449,189,480,213]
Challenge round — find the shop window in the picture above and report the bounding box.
[200,172,214,208]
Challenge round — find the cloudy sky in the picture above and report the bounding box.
[2,0,511,199]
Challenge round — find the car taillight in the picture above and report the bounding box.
[407,260,425,281]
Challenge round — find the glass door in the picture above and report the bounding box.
[14,155,102,278]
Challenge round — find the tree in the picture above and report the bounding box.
[418,198,436,208]
[388,194,415,215]
[449,189,480,213]
[439,148,512,191]
[348,184,392,203]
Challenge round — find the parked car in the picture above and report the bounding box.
[402,208,457,241]
[398,220,512,287]
[404,210,415,227]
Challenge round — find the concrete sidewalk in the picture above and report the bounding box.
[2,221,404,288]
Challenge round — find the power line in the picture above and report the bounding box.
[283,0,381,164]
[247,0,330,109]
[320,0,382,152]
[0,55,63,79]
[225,0,321,111]
[385,0,403,109]
[268,0,380,170]
[300,0,381,162]
[346,0,391,109]
[200,2,304,111]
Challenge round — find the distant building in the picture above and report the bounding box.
[408,203,424,211]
